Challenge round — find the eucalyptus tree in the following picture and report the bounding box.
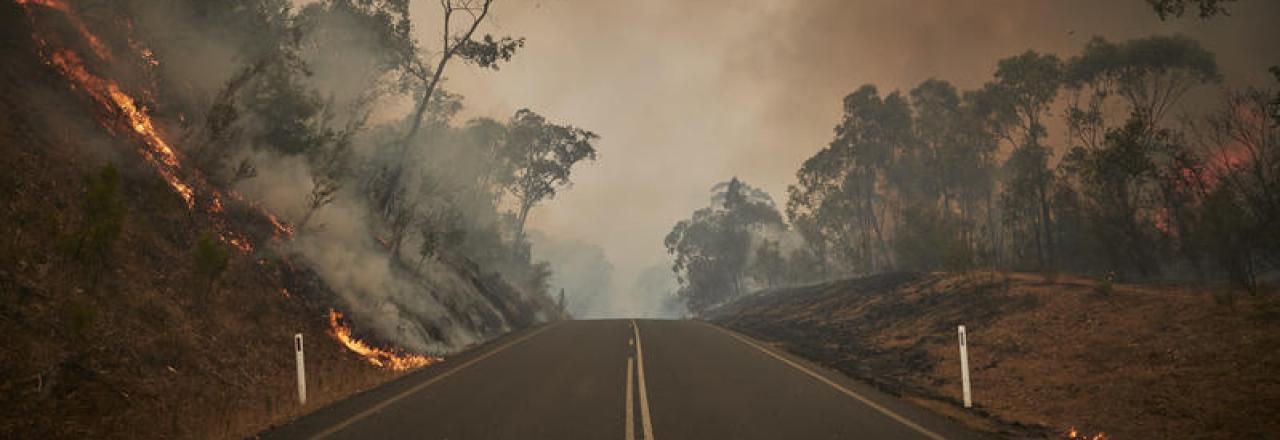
[979,51,1063,269]
[501,109,598,246]
[667,178,784,313]
[1060,35,1221,275]
[1147,0,1237,19]
[787,85,912,272]
[376,0,525,217]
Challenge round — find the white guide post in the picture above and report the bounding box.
[295,333,307,405]
[957,325,971,408]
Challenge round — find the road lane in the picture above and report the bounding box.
[639,320,981,440]
[260,319,987,440]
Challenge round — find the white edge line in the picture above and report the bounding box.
[705,322,947,440]
[310,322,561,440]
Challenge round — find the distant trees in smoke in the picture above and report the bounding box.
[665,178,809,312]
[669,31,1279,312]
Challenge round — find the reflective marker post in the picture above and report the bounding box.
[295,333,307,405]
[958,325,971,408]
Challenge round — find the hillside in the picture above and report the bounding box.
[0,2,559,438]
[709,272,1280,439]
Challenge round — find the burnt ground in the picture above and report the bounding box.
[708,271,1280,439]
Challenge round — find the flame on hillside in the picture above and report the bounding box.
[329,309,440,371]
[43,47,195,207]
[22,0,192,208]
[17,0,286,254]
[15,0,110,60]
[22,0,428,375]
[1065,427,1109,440]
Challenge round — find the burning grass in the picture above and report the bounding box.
[328,309,440,371]
[0,2,427,438]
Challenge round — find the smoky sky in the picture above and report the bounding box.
[400,0,1279,299]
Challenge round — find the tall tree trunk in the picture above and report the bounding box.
[513,199,533,250]
[866,198,892,271]
[377,0,495,217]
[1039,184,1054,270]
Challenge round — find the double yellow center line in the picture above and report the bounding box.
[626,320,655,440]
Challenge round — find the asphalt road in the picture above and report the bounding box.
[260,320,989,440]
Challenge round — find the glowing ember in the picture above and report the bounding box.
[265,211,296,238]
[221,231,253,254]
[136,46,160,67]
[1065,427,1109,440]
[328,309,440,371]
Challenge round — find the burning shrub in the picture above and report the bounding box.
[1063,426,1108,440]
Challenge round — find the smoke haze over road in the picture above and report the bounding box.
[403,0,1279,314]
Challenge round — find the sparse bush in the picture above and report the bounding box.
[1042,270,1059,284]
[75,164,125,266]
[1094,272,1115,296]
[893,204,973,272]
[193,233,230,293]
[1211,289,1237,308]
[67,299,97,339]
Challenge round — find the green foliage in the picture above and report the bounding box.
[418,205,465,262]
[1270,66,1280,124]
[1147,0,1237,19]
[772,34,1269,289]
[456,34,525,70]
[1211,288,1238,308]
[988,51,1063,139]
[1094,274,1114,297]
[67,299,97,339]
[787,85,914,273]
[1064,35,1220,138]
[1194,184,1261,293]
[502,108,599,242]
[193,233,230,290]
[667,178,784,312]
[76,164,125,264]
[893,205,973,272]
[748,239,788,288]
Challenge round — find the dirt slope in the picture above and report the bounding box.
[709,272,1280,439]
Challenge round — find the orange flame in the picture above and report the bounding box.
[266,211,296,238]
[328,309,440,371]
[16,0,111,61]
[22,2,195,209]
[20,0,276,258]
[1065,427,1109,440]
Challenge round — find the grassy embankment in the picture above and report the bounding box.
[710,271,1280,439]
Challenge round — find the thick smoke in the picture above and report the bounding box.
[119,0,535,353]
[433,0,1280,311]
[621,264,686,319]
[236,151,503,353]
[526,230,614,317]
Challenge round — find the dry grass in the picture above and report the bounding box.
[0,9,404,437]
[711,271,1280,439]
